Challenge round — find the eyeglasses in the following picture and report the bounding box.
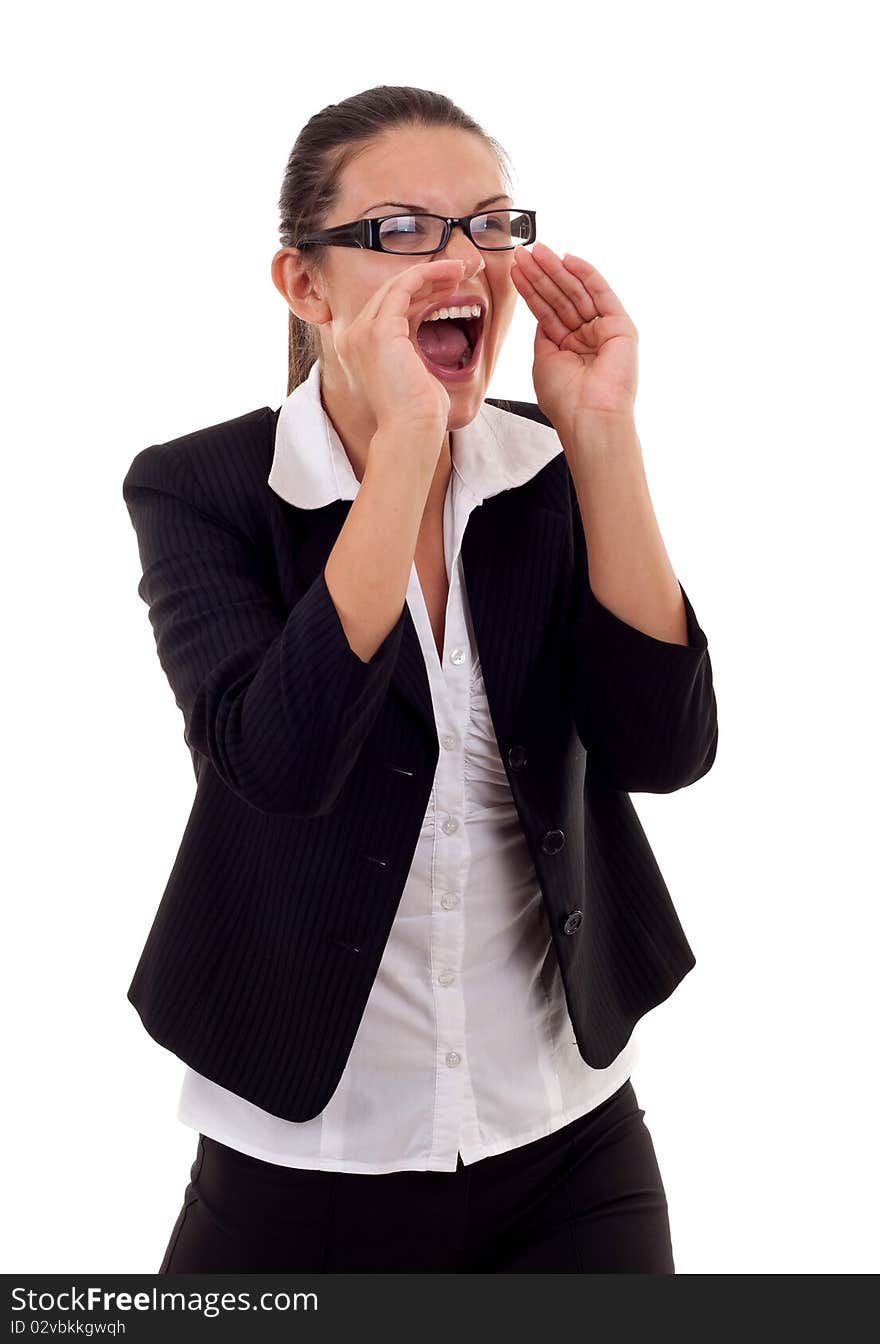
[295,208,537,255]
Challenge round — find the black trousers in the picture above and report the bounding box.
[158,1077,674,1273]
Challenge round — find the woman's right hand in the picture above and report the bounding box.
[331,257,468,441]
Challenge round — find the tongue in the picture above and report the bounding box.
[416,317,471,367]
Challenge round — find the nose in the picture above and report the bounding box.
[438,225,485,279]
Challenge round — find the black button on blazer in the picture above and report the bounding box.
[122,396,718,1123]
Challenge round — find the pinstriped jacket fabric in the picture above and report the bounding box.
[122,388,718,1124]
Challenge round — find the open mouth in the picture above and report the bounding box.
[415,310,485,380]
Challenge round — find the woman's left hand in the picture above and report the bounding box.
[510,240,639,436]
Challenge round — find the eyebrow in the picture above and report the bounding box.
[359,193,512,215]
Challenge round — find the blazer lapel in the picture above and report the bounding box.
[460,498,566,745]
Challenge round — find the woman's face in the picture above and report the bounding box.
[305,124,519,430]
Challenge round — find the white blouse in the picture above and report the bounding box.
[177,360,639,1173]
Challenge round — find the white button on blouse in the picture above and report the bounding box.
[177,360,639,1173]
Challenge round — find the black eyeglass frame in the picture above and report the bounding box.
[294,208,537,255]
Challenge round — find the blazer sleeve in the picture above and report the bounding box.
[565,468,719,793]
[122,440,406,817]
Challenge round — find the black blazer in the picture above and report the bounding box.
[122,396,718,1123]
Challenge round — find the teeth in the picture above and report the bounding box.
[422,303,483,322]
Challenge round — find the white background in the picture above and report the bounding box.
[3,0,877,1274]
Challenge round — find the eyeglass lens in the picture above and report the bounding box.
[377,209,533,253]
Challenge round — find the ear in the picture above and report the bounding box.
[270,247,331,326]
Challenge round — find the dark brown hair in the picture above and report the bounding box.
[277,85,514,395]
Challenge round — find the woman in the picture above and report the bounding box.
[123,85,718,1273]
